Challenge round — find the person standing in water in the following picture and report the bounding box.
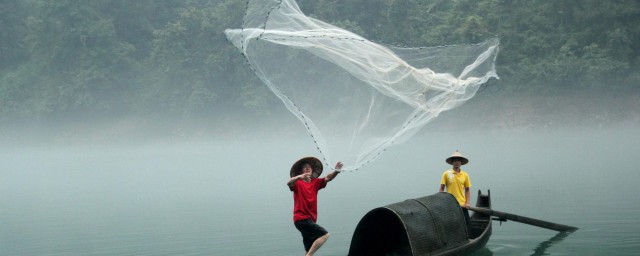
[287,157,342,256]
[439,151,472,224]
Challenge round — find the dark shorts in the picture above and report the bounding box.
[294,219,328,252]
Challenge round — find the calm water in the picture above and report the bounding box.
[2,126,639,255]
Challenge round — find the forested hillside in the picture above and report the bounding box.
[1,0,638,136]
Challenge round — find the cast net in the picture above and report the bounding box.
[225,0,499,171]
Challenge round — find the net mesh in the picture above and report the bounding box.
[225,0,499,171]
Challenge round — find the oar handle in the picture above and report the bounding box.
[468,206,578,232]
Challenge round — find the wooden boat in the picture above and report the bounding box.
[348,190,492,256]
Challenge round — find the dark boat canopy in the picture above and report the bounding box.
[349,192,469,256]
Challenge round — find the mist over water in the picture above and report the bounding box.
[2,0,638,254]
[1,120,639,255]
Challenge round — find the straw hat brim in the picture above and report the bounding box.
[290,157,323,178]
[446,156,469,165]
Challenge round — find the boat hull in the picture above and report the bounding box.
[348,190,492,256]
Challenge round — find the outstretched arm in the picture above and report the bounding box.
[324,162,343,183]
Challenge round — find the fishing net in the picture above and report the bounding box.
[225,0,499,171]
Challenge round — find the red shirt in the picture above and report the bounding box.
[290,178,327,222]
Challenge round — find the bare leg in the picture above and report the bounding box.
[306,233,330,256]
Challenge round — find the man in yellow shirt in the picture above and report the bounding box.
[439,151,472,224]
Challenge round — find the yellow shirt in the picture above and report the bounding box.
[440,170,471,205]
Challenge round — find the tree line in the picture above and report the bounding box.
[1,0,638,123]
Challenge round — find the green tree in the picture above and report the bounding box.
[141,0,249,117]
[0,0,28,70]
[1,0,638,125]
[15,0,137,117]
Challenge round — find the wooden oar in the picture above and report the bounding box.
[468,206,578,232]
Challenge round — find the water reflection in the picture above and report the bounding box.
[530,231,573,256]
[470,230,574,256]
[469,246,493,256]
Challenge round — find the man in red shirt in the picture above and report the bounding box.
[287,157,342,256]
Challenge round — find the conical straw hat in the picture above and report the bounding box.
[290,157,323,178]
[446,150,469,165]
